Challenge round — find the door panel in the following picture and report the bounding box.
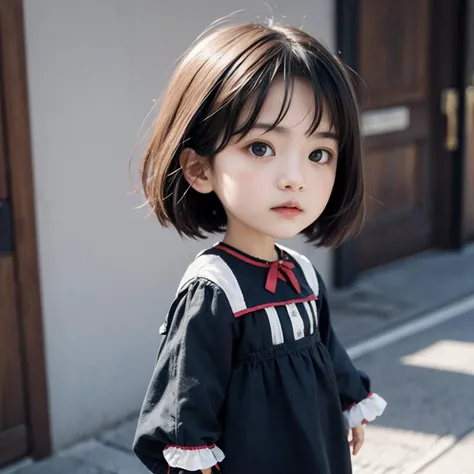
[355,0,434,270]
[359,0,429,108]
[463,0,474,240]
[365,144,420,218]
[0,64,28,469]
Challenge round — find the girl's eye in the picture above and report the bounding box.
[309,149,332,164]
[248,142,274,158]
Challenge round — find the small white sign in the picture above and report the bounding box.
[362,106,410,136]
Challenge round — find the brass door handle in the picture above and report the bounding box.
[441,88,459,152]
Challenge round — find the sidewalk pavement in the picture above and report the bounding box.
[2,244,474,474]
[350,309,474,474]
[1,419,144,474]
[330,243,474,346]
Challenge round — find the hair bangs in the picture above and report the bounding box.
[196,43,357,155]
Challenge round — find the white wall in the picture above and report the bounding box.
[23,0,334,450]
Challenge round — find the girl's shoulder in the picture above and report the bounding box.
[159,249,236,336]
[173,245,244,313]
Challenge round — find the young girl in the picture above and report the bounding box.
[133,21,386,474]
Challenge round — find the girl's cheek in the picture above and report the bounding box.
[221,163,261,186]
[312,166,337,185]
[214,153,252,180]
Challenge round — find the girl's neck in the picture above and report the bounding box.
[223,220,278,262]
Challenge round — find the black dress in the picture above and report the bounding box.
[133,242,386,474]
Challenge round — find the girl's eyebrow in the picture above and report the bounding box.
[252,123,338,140]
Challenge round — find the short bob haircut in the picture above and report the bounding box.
[141,22,364,248]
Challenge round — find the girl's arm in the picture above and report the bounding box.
[133,279,235,474]
[316,272,387,430]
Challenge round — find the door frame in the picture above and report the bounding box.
[1,0,51,460]
[334,0,468,288]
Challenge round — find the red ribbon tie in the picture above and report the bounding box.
[265,259,301,294]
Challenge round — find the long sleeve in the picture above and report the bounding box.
[316,272,387,429]
[133,279,236,473]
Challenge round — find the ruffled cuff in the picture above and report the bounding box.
[163,443,225,471]
[343,392,387,428]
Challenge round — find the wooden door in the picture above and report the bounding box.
[0,0,51,466]
[0,86,28,466]
[354,0,434,270]
[463,0,474,241]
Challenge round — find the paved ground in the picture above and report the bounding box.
[2,245,474,474]
[351,309,474,474]
[330,244,474,346]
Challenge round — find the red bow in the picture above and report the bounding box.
[265,259,301,294]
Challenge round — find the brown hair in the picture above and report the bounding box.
[141,22,365,248]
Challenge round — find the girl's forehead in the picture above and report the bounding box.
[238,76,332,133]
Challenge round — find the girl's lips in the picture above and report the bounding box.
[271,207,303,216]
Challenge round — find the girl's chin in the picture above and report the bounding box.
[264,227,306,240]
[227,216,309,240]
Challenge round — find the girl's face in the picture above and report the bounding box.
[206,76,339,243]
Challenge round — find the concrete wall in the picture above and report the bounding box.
[23,0,335,450]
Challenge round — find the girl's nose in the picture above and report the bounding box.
[277,165,306,192]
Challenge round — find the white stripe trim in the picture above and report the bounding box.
[303,301,314,334]
[277,245,319,296]
[265,306,284,345]
[286,303,305,340]
[309,300,318,326]
[177,254,246,314]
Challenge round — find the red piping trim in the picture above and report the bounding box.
[234,294,317,318]
[215,244,280,267]
[216,244,302,294]
[164,443,216,451]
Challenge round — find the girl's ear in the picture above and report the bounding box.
[179,148,214,194]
